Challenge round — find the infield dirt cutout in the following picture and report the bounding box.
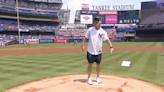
[1,46,164,92]
[4,74,164,92]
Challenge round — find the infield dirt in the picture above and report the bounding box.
[0,46,164,56]
[1,46,164,92]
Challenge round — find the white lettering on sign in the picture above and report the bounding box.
[92,5,135,10]
[99,11,117,15]
[82,4,89,10]
[119,19,140,24]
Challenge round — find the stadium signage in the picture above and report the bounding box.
[24,39,39,44]
[54,39,69,43]
[93,15,105,24]
[80,15,93,24]
[82,4,89,10]
[20,39,24,44]
[118,18,140,24]
[99,11,117,15]
[92,5,135,10]
[109,35,116,38]
[80,10,98,14]
[63,35,71,37]
[72,34,81,37]
[116,35,124,38]
[39,39,54,43]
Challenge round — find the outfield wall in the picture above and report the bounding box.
[134,37,164,42]
[20,38,126,44]
[21,39,89,44]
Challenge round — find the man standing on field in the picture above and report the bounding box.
[81,17,114,85]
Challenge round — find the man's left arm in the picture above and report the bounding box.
[106,39,113,48]
[103,31,114,53]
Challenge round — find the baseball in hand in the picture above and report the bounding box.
[81,45,85,51]
[110,48,114,54]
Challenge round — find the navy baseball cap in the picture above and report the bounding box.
[94,17,100,21]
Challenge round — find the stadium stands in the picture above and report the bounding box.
[0,0,67,46]
[0,0,61,16]
[0,20,59,32]
[0,0,62,10]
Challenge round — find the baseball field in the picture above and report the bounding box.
[0,42,164,92]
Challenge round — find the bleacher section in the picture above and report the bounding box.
[0,0,67,33]
[0,20,59,32]
[0,0,62,10]
[0,25,138,46]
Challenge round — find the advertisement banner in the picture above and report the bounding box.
[117,10,140,24]
[52,19,59,22]
[80,15,93,24]
[105,15,118,24]
[69,39,89,42]
[24,39,39,44]
[54,39,69,43]
[99,11,117,15]
[82,4,89,10]
[109,35,116,38]
[39,39,54,43]
[80,10,98,15]
[63,35,71,37]
[93,15,105,24]
[20,39,24,44]
[118,18,140,24]
[80,34,85,36]
[116,35,124,38]
[69,39,83,43]
[19,29,29,32]
[72,34,81,37]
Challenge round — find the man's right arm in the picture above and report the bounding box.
[82,37,87,46]
[81,29,90,51]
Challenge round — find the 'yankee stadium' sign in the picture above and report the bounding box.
[92,5,135,10]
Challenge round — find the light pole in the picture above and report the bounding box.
[16,0,21,44]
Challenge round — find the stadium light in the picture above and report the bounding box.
[16,0,21,44]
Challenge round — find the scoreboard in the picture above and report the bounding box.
[117,10,140,24]
[80,10,140,24]
[118,10,139,19]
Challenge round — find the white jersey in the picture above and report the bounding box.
[85,27,109,55]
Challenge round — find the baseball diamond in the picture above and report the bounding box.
[0,42,164,92]
[1,0,164,92]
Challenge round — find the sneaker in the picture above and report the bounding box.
[87,78,93,85]
[96,77,101,84]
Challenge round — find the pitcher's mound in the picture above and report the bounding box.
[5,75,164,92]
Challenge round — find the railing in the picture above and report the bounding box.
[54,23,62,32]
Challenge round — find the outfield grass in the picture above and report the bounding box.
[0,42,164,92]
[0,51,164,92]
[0,42,164,49]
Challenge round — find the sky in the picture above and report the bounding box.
[61,0,156,23]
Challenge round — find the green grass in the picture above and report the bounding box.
[0,42,164,91]
[0,42,164,49]
[0,51,164,92]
